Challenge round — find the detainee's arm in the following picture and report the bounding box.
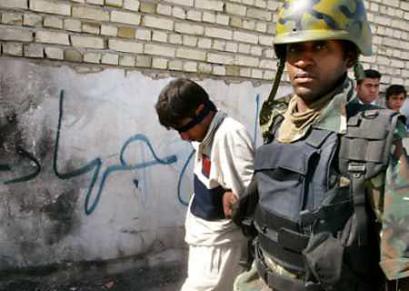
[217,126,254,218]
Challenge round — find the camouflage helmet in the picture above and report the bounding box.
[274,0,372,57]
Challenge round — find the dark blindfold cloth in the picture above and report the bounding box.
[175,100,217,133]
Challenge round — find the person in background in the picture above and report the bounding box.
[155,78,254,291]
[355,69,382,105]
[385,84,407,112]
[385,84,409,133]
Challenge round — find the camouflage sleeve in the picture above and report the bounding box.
[379,120,409,280]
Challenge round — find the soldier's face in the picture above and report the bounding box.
[286,40,350,103]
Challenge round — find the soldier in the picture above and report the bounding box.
[155,78,254,291]
[233,0,409,290]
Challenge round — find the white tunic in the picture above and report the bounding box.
[184,113,254,246]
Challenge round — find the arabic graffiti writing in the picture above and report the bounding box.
[1,90,180,215]
[1,90,263,215]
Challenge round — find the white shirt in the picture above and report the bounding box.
[185,114,254,246]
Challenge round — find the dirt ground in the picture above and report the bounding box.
[0,263,185,291]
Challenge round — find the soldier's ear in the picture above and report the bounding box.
[345,52,357,68]
[341,41,359,68]
[345,48,359,68]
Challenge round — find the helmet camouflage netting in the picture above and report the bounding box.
[274,0,372,57]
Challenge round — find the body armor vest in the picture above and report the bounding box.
[253,106,400,291]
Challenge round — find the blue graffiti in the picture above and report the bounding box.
[177,149,195,206]
[1,90,263,214]
[4,147,41,184]
[1,147,41,185]
[54,90,178,215]
[1,90,179,215]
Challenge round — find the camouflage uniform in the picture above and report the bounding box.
[234,0,409,290]
[234,79,409,290]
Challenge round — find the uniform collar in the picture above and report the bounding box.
[312,76,355,134]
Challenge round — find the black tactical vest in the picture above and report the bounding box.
[253,106,400,291]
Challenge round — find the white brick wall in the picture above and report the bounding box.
[109,38,142,53]
[225,3,246,16]
[72,6,110,22]
[0,0,409,82]
[195,0,223,11]
[234,31,258,44]
[30,0,71,16]
[24,43,43,57]
[2,42,23,56]
[142,15,173,30]
[36,31,69,45]
[24,13,42,26]
[205,27,232,40]
[111,10,140,25]
[84,52,101,63]
[166,0,193,7]
[144,43,175,57]
[101,52,119,65]
[208,52,234,64]
[71,35,104,48]
[87,0,104,5]
[2,13,23,25]
[101,24,118,36]
[0,0,28,9]
[175,22,204,35]
[119,54,135,66]
[0,27,33,42]
[152,57,168,69]
[44,46,63,59]
[187,10,201,21]
[176,47,206,61]
[124,0,139,11]
[106,0,123,8]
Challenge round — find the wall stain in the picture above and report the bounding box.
[42,189,80,245]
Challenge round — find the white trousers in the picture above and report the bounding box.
[180,242,245,291]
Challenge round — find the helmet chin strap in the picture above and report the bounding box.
[353,60,366,81]
[259,57,286,129]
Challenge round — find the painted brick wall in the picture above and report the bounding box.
[0,0,409,87]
